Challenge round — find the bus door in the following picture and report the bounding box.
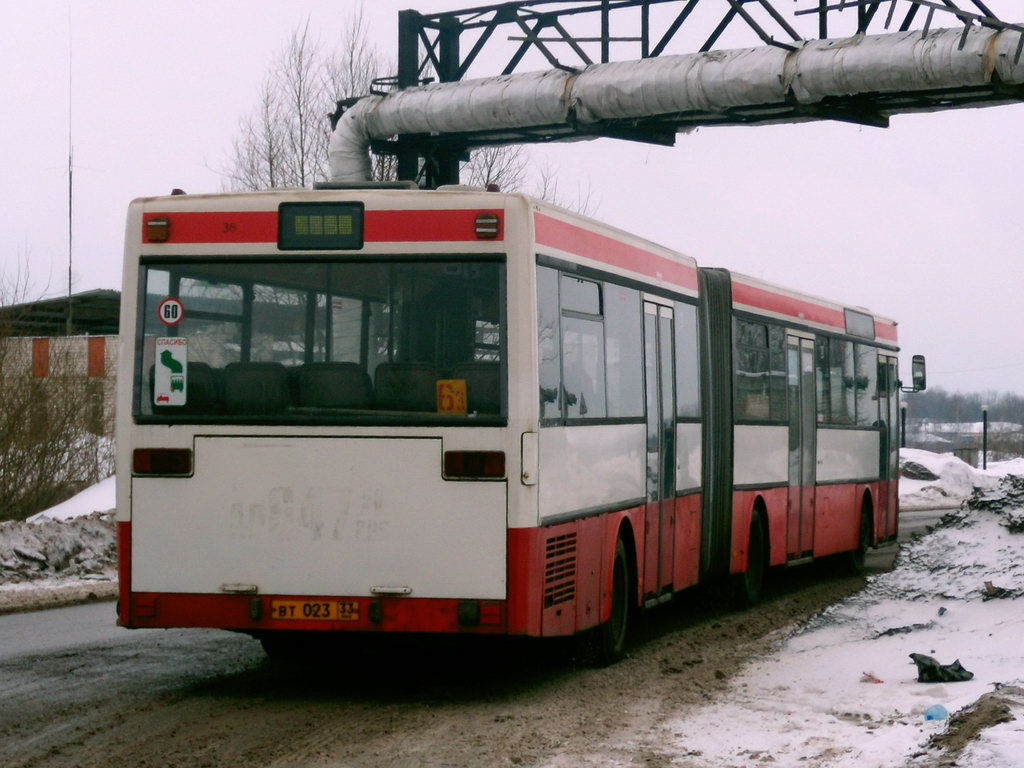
[643,302,676,602]
[786,336,816,559]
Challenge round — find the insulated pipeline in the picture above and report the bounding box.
[328,25,1024,182]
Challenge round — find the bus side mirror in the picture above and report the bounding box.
[910,354,926,392]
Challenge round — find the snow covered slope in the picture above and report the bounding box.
[664,465,1024,767]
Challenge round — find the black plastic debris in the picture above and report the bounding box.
[900,460,940,481]
[909,653,974,683]
[983,581,1012,600]
[874,621,935,639]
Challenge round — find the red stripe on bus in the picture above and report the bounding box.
[732,281,847,330]
[535,213,699,291]
[734,281,899,342]
[366,209,503,241]
[143,211,277,243]
[142,209,503,244]
[874,321,898,342]
[117,521,131,627]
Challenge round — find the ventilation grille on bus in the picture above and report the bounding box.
[544,532,577,608]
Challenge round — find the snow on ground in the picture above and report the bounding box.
[4,452,1024,763]
[664,458,1024,767]
[898,447,1008,510]
[899,448,979,509]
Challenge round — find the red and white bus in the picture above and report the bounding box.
[116,184,925,662]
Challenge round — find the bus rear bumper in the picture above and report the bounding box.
[120,591,508,634]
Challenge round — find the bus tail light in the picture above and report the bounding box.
[457,600,503,627]
[443,450,505,479]
[474,213,500,239]
[146,217,171,242]
[133,448,193,476]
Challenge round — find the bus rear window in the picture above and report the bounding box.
[135,259,505,424]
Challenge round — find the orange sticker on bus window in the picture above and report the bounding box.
[437,380,468,414]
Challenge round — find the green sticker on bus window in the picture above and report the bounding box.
[154,337,187,406]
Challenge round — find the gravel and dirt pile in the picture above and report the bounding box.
[916,685,1024,767]
[0,512,117,614]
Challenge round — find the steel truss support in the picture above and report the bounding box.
[387,0,807,185]
[358,0,1024,187]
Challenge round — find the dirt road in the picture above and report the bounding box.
[0,558,877,768]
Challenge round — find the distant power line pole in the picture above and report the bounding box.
[66,8,74,335]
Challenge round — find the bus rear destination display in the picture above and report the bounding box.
[278,202,363,250]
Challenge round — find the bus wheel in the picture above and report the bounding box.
[732,513,766,609]
[594,538,631,666]
[258,632,303,661]
[257,631,330,664]
[844,505,871,575]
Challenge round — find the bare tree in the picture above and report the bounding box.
[224,10,534,192]
[225,21,334,190]
[463,145,528,191]
[229,72,286,191]
[530,156,597,216]
[0,260,114,521]
[225,11,394,190]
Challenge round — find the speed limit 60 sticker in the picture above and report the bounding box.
[158,297,185,326]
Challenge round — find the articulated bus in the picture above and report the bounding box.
[116,184,925,663]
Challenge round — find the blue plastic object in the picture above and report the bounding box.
[925,704,949,721]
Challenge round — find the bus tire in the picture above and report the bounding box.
[844,503,872,575]
[258,631,330,664]
[732,512,766,609]
[258,631,302,663]
[594,538,631,666]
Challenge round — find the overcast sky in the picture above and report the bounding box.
[2,1,1022,398]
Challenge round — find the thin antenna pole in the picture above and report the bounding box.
[67,8,73,335]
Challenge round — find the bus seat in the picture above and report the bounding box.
[180,362,223,414]
[450,361,500,414]
[374,362,437,412]
[298,362,373,409]
[223,362,290,415]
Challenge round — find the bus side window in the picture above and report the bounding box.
[735,319,771,420]
[537,265,562,420]
[855,344,879,426]
[603,283,643,418]
[674,302,700,418]
[560,275,606,419]
[562,315,607,418]
[816,339,830,424]
[830,339,855,425]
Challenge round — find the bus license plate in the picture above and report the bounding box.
[270,600,360,621]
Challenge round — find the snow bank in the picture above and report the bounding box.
[664,467,1024,767]
[899,448,995,510]
[27,475,116,522]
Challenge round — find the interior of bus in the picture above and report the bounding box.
[135,258,506,424]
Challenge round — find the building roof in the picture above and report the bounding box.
[0,289,120,336]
